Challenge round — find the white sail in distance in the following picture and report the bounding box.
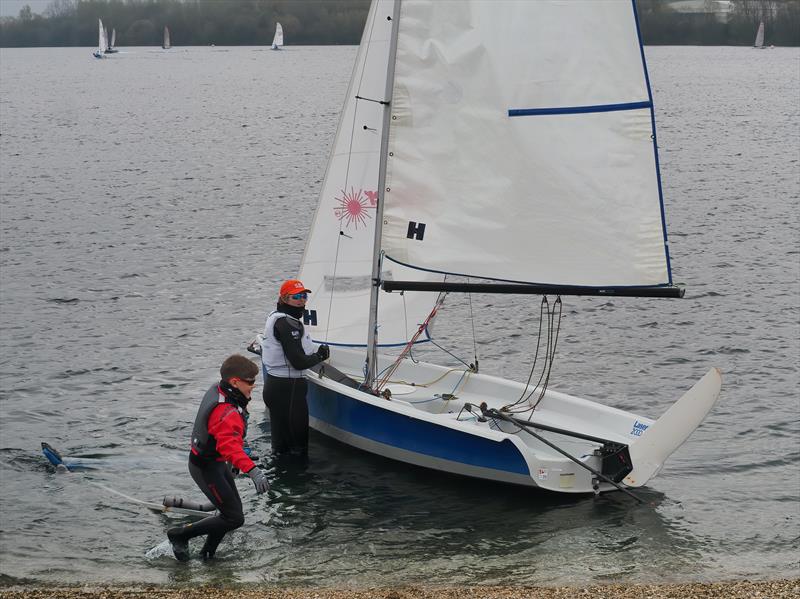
[272,23,284,48]
[98,19,108,53]
[380,0,673,290]
[297,0,441,347]
[754,21,765,47]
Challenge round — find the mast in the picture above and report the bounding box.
[365,0,402,388]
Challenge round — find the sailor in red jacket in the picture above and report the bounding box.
[167,354,269,561]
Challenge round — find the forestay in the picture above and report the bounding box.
[381,0,672,289]
[298,0,440,347]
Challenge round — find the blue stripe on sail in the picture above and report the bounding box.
[308,384,531,476]
[508,101,651,117]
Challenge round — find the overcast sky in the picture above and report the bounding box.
[0,0,49,18]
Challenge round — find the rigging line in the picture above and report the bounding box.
[384,367,467,389]
[522,296,558,408]
[528,296,563,412]
[505,296,547,409]
[401,290,419,364]
[438,369,473,414]
[428,338,473,370]
[323,230,345,342]
[467,278,479,371]
[375,292,446,392]
[482,407,646,504]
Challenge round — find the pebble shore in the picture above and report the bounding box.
[1,580,798,599]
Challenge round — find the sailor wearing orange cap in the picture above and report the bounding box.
[260,279,330,457]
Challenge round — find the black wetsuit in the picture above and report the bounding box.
[263,302,324,456]
[170,382,254,559]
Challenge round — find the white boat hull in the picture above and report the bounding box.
[305,349,721,495]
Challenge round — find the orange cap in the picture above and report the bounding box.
[279,279,311,297]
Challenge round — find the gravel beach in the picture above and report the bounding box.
[1,580,798,599]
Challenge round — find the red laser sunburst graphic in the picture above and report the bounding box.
[333,188,376,230]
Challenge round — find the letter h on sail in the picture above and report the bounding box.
[406,221,426,240]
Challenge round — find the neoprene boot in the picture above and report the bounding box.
[167,527,190,562]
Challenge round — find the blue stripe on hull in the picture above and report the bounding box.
[307,382,530,476]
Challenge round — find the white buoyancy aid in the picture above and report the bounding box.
[261,310,319,378]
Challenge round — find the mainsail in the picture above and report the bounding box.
[272,23,284,48]
[98,19,108,53]
[163,26,171,49]
[380,1,672,291]
[754,21,765,48]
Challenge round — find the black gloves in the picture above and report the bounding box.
[316,344,330,361]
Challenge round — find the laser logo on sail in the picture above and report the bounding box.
[334,188,376,229]
[630,420,649,437]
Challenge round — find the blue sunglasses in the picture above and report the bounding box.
[290,292,308,300]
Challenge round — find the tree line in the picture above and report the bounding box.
[637,0,799,46]
[1,0,798,47]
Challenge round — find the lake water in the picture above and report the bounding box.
[0,45,798,587]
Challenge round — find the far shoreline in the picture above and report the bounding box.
[0,579,798,599]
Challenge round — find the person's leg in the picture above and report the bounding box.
[288,378,309,456]
[199,466,242,559]
[264,375,292,454]
[167,461,244,560]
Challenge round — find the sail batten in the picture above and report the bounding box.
[509,100,651,117]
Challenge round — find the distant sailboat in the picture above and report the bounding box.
[271,22,283,50]
[92,19,107,59]
[105,27,119,54]
[162,26,171,50]
[754,21,765,48]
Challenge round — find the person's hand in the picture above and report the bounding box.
[247,467,269,494]
[316,344,330,361]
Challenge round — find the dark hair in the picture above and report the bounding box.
[219,354,259,382]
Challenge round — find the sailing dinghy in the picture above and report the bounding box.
[162,26,171,50]
[105,27,119,54]
[92,19,107,59]
[274,0,721,496]
[271,22,283,50]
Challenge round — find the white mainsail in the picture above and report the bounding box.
[380,0,672,289]
[110,28,116,49]
[98,19,108,53]
[298,0,441,347]
[272,22,284,48]
[754,21,765,48]
[163,26,171,49]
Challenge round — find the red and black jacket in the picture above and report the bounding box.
[189,383,255,473]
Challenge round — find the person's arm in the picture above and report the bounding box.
[207,404,256,473]
[274,317,324,371]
